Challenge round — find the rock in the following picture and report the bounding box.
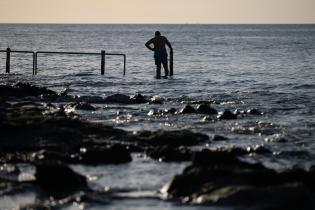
[65,102,96,111]
[135,130,209,147]
[192,183,313,210]
[162,149,315,208]
[217,110,237,120]
[147,109,162,116]
[0,82,57,98]
[247,109,263,115]
[35,162,87,196]
[147,146,192,162]
[104,93,148,104]
[212,135,229,141]
[79,145,132,165]
[104,93,131,104]
[129,93,148,104]
[177,105,197,114]
[196,104,218,115]
[164,108,177,115]
[150,95,164,104]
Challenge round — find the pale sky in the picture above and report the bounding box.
[0,0,314,24]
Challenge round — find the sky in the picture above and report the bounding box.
[0,0,314,24]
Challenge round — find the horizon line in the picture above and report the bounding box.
[0,22,315,25]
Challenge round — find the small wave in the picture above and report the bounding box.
[293,84,315,89]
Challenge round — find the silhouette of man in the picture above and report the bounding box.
[145,31,173,79]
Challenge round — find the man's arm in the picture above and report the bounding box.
[145,39,154,51]
[165,38,173,50]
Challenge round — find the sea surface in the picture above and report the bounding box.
[0,24,315,209]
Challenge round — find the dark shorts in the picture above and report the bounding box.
[154,49,168,66]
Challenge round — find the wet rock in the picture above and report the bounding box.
[214,145,272,156]
[65,102,96,111]
[129,93,148,104]
[79,145,132,165]
[162,149,315,208]
[177,105,197,114]
[147,109,163,116]
[192,183,313,210]
[164,108,177,115]
[212,135,229,141]
[104,93,148,104]
[150,95,164,104]
[147,146,192,162]
[217,110,237,120]
[104,93,131,104]
[134,130,209,147]
[247,108,263,115]
[35,162,87,196]
[0,82,57,98]
[196,104,218,115]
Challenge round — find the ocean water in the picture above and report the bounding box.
[0,24,315,209]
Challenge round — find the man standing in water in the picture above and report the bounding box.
[145,31,173,79]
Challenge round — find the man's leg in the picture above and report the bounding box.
[156,64,161,79]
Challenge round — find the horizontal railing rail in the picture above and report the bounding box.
[1,48,126,76]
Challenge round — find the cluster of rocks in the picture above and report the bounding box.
[148,104,263,121]
[1,82,307,210]
[0,82,211,202]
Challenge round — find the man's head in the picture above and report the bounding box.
[155,31,161,37]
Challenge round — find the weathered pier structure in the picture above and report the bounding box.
[0,48,126,76]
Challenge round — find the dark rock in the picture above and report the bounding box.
[35,162,87,196]
[104,94,130,104]
[162,149,315,208]
[164,108,177,114]
[212,135,229,141]
[65,102,96,111]
[214,145,272,156]
[79,145,132,165]
[217,110,237,120]
[247,109,263,115]
[150,95,164,104]
[192,183,313,210]
[130,93,148,104]
[133,130,209,147]
[147,109,162,116]
[178,105,197,114]
[196,104,218,115]
[0,82,57,98]
[147,146,192,162]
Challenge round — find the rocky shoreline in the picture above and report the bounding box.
[1,82,314,209]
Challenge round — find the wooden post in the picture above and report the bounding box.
[123,55,126,76]
[32,53,36,75]
[170,48,173,76]
[6,48,11,73]
[101,50,105,75]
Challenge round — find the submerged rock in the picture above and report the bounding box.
[247,108,263,115]
[212,135,229,141]
[35,162,87,196]
[133,130,209,147]
[164,108,177,115]
[65,102,96,111]
[79,145,132,165]
[104,93,148,104]
[104,93,130,104]
[0,82,57,98]
[196,104,218,115]
[217,110,237,120]
[147,146,192,162]
[129,93,148,104]
[177,105,197,114]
